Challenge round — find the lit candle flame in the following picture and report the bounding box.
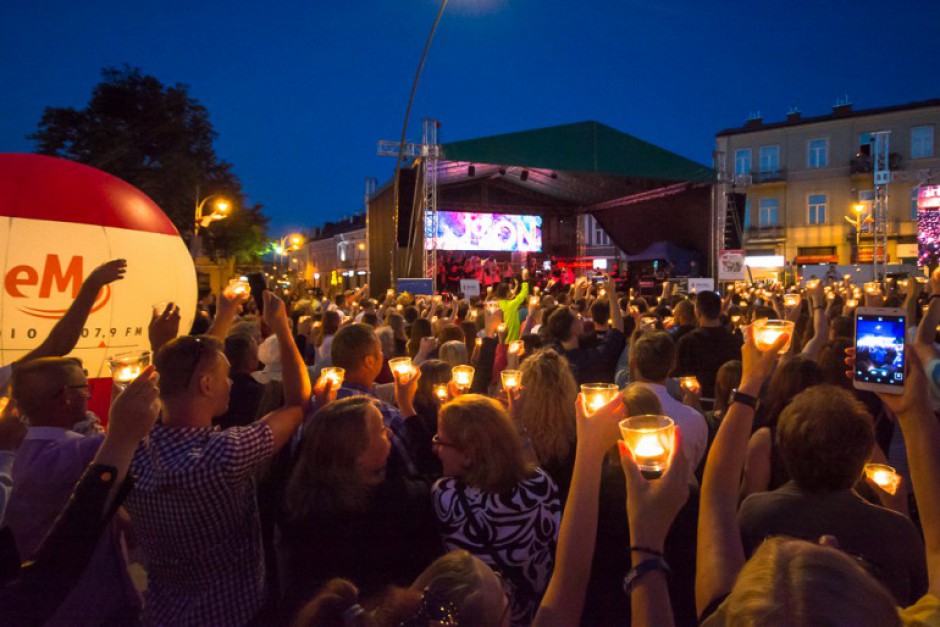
[635,434,665,458]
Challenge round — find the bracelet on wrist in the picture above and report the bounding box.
[623,557,671,594]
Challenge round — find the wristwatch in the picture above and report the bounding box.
[730,389,759,410]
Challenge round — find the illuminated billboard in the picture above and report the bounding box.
[431,211,542,252]
[917,185,940,266]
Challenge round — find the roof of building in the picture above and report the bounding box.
[309,213,365,241]
[716,98,940,137]
[441,120,714,184]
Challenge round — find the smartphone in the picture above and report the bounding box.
[854,307,906,395]
[246,272,268,313]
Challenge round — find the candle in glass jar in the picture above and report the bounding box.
[581,383,618,414]
[783,294,801,308]
[433,384,449,401]
[753,319,794,354]
[475,337,482,347]
[528,296,538,308]
[679,376,698,392]
[619,415,675,479]
[864,463,901,495]
[864,282,881,295]
[453,365,475,389]
[508,340,523,354]
[846,299,859,308]
[107,350,152,387]
[322,367,345,388]
[115,364,141,384]
[485,301,500,314]
[496,323,507,334]
[388,357,415,379]
[501,369,522,391]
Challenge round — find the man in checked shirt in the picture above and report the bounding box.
[125,291,310,626]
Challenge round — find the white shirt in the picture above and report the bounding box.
[636,382,708,480]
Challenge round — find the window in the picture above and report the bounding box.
[735,149,752,176]
[744,198,752,229]
[759,145,780,173]
[808,194,827,224]
[807,138,828,168]
[759,198,779,226]
[593,220,609,246]
[912,126,934,159]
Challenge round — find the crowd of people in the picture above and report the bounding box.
[2,259,940,627]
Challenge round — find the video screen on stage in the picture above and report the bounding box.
[432,211,542,252]
[917,185,940,266]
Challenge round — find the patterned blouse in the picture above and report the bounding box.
[432,468,561,626]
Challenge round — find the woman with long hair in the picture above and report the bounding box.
[407,318,433,359]
[512,348,578,499]
[432,395,561,625]
[277,396,439,620]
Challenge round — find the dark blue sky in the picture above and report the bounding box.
[3,0,938,237]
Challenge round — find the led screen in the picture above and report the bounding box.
[431,211,542,252]
[917,185,940,266]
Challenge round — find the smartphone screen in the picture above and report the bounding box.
[855,312,906,389]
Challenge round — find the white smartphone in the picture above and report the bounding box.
[854,307,907,395]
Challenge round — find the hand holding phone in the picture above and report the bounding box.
[853,307,907,395]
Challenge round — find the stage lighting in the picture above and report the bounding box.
[468,165,476,177]
[520,170,529,182]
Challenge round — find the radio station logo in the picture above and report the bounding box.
[4,254,110,320]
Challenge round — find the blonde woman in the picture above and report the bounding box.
[432,395,561,626]
[513,348,578,498]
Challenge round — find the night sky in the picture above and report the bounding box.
[3,0,938,237]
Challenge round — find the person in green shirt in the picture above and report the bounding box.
[493,268,530,344]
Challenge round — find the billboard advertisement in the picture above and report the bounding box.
[431,211,542,252]
[917,185,940,266]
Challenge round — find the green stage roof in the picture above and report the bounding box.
[441,121,714,184]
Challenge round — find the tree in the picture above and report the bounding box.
[31,65,268,261]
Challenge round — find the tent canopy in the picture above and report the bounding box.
[625,240,704,276]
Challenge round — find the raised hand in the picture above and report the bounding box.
[85,258,127,288]
[149,303,181,353]
[108,366,161,444]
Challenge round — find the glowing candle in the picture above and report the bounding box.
[387,288,395,296]
[679,376,698,392]
[753,319,794,354]
[620,415,675,479]
[864,282,881,295]
[496,323,507,334]
[508,340,523,354]
[397,304,404,311]
[806,279,820,289]
[433,384,449,401]
[864,463,901,495]
[528,296,538,308]
[107,350,152,388]
[388,357,415,380]
[581,383,618,415]
[322,367,345,388]
[501,369,522,391]
[225,280,249,298]
[469,310,478,321]
[599,288,607,297]
[475,337,482,347]
[783,293,801,308]
[453,365,475,390]
[485,301,501,314]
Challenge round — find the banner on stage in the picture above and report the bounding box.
[397,278,433,296]
[459,279,480,298]
[718,250,746,281]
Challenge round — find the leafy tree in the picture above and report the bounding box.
[31,65,267,260]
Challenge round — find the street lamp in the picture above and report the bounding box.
[271,233,305,272]
[845,202,873,264]
[191,194,232,257]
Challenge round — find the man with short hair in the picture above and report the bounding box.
[669,298,696,342]
[630,331,708,476]
[674,290,742,400]
[6,357,142,624]
[331,323,430,476]
[124,292,310,626]
[738,385,927,605]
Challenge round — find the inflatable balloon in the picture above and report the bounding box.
[0,154,197,414]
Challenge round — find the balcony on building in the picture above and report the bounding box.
[745,225,787,243]
[849,153,903,175]
[751,169,787,184]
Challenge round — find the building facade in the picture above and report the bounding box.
[578,213,624,271]
[289,214,368,292]
[715,99,940,269]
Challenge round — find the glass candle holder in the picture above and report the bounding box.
[805,279,820,289]
[619,415,676,479]
[730,315,741,326]
[387,288,395,296]
[485,301,501,314]
[475,337,483,347]
[501,369,522,391]
[679,376,699,392]
[752,319,794,354]
[433,384,450,402]
[783,293,801,308]
[496,323,507,334]
[508,340,523,354]
[469,310,479,321]
[388,357,415,381]
[528,296,539,308]
[453,365,475,390]
[322,367,345,388]
[224,279,250,298]
[864,463,901,495]
[107,350,152,388]
[864,282,882,295]
[581,383,619,415]
[846,298,859,309]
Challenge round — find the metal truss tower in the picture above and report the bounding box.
[871,131,891,283]
[422,118,441,287]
